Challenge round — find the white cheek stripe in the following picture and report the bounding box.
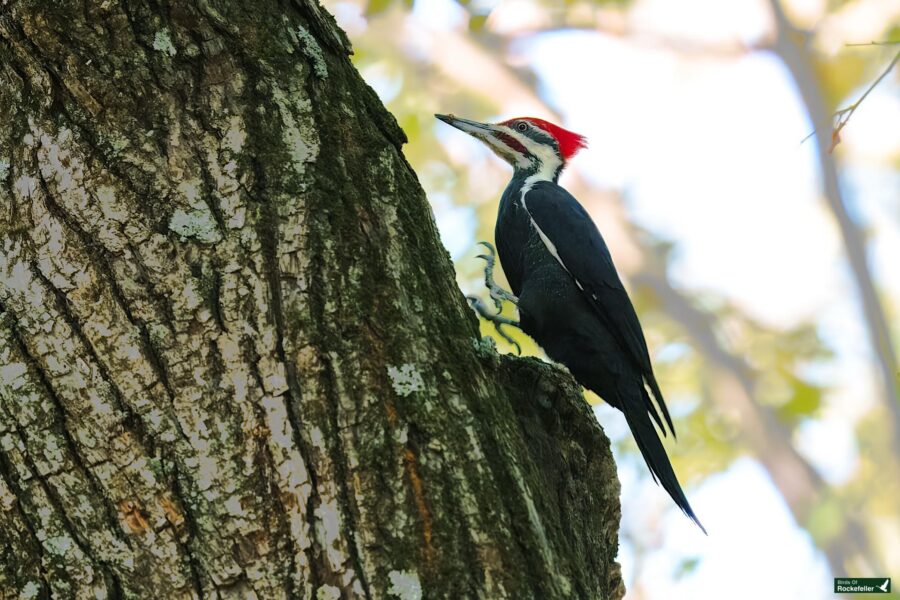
[502,127,563,180]
[520,189,584,291]
[451,121,531,168]
[483,132,531,169]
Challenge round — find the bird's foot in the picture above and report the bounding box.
[475,241,518,311]
[467,296,522,355]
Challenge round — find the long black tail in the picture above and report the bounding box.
[624,394,707,534]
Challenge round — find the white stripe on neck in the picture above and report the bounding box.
[504,128,562,188]
[519,183,584,291]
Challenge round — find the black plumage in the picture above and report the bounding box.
[499,178,704,533]
[436,113,705,533]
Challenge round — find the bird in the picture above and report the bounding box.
[436,113,706,533]
[878,579,889,592]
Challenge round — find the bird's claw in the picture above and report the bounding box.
[467,296,522,355]
[469,241,522,354]
[474,241,518,310]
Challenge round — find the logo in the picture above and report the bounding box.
[834,578,891,594]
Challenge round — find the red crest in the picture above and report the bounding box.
[501,117,588,160]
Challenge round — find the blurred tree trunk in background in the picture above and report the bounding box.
[0,1,623,598]
[766,0,900,453]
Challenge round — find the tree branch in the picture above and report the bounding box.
[845,41,900,47]
[817,49,900,152]
[768,0,900,455]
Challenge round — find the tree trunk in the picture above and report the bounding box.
[0,1,622,598]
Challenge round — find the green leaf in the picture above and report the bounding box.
[469,14,489,32]
[777,377,822,421]
[674,557,701,580]
[365,0,395,17]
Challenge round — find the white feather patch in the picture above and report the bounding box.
[520,189,584,291]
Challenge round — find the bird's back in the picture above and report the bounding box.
[496,179,628,394]
[493,179,706,532]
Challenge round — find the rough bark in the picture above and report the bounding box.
[0,1,622,598]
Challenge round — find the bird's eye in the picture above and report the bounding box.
[515,121,528,132]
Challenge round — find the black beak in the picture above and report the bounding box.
[434,114,492,135]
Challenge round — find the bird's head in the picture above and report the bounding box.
[436,114,587,181]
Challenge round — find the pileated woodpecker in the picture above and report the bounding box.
[436,113,705,533]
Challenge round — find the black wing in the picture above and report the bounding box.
[523,181,675,436]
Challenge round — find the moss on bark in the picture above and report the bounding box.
[0,1,622,597]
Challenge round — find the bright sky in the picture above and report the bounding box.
[525,26,890,592]
[336,0,900,596]
[520,16,897,593]
[526,31,834,329]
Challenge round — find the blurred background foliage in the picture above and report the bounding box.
[322,0,899,597]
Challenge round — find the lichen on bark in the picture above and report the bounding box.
[0,1,623,598]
